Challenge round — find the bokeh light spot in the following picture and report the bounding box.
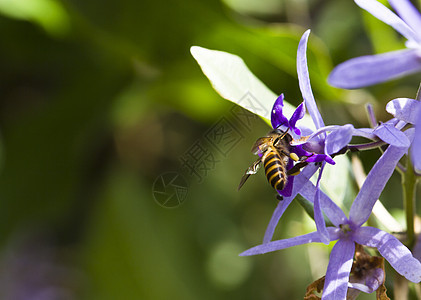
[206,240,252,290]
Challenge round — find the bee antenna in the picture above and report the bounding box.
[280,128,289,139]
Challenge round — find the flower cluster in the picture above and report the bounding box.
[329,0,421,89]
[241,129,421,299]
[191,0,421,298]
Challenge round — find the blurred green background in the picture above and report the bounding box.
[0,0,419,299]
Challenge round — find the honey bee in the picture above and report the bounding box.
[238,129,306,191]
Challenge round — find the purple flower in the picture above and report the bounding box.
[328,0,421,89]
[269,93,337,195]
[267,30,361,244]
[266,30,408,244]
[191,30,366,244]
[269,94,320,196]
[241,129,421,299]
[263,30,416,246]
[386,97,421,171]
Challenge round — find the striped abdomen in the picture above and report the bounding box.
[263,148,288,190]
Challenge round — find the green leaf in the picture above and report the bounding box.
[199,25,343,102]
[190,46,315,130]
[0,0,70,36]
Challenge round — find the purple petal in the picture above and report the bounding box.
[305,125,339,142]
[389,0,421,42]
[322,239,355,300]
[263,164,319,243]
[306,154,335,165]
[354,226,421,283]
[298,125,314,137]
[296,132,325,154]
[328,49,421,89]
[262,197,294,243]
[242,227,341,256]
[297,30,325,129]
[355,0,421,43]
[301,124,354,154]
[412,107,421,172]
[352,127,377,140]
[299,178,348,227]
[241,231,322,256]
[349,143,409,226]
[373,123,410,147]
[412,232,421,263]
[301,139,325,154]
[386,98,420,124]
[348,268,384,293]
[292,145,335,166]
[277,161,295,197]
[278,175,294,197]
[384,118,407,131]
[324,155,335,165]
[365,268,385,293]
[325,124,354,155]
[271,94,290,129]
[292,144,313,157]
[289,102,306,135]
[366,103,377,127]
[314,164,330,244]
[292,127,301,136]
[348,283,371,294]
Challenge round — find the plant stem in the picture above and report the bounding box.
[403,156,416,248]
[347,140,386,152]
[417,82,421,101]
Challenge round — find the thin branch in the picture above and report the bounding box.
[403,155,416,248]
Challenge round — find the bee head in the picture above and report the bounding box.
[271,129,292,145]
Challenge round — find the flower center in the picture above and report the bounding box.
[339,223,352,236]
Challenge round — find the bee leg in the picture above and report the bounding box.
[276,194,284,201]
[287,161,309,176]
[247,159,262,174]
[238,158,262,190]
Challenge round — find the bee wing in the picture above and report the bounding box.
[238,158,262,190]
[251,137,271,155]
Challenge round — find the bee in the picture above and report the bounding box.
[238,129,307,191]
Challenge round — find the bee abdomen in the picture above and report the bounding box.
[263,151,287,190]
